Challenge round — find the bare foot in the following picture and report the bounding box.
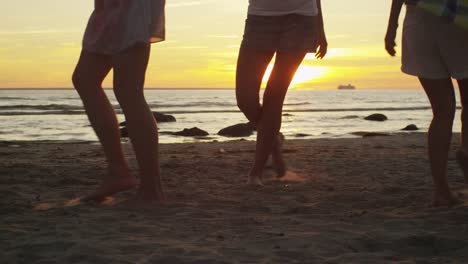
[272,133,286,177]
[432,190,462,207]
[81,173,138,203]
[247,175,264,186]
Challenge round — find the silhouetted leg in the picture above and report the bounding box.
[457,78,468,182]
[249,51,306,185]
[236,46,275,124]
[72,50,137,202]
[236,47,278,184]
[420,77,458,206]
[113,44,165,203]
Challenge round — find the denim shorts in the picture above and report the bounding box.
[241,14,319,52]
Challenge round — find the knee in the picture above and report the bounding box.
[236,100,249,113]
[72,69,99,93]
[237,99,260,115]
[71,70,84,90]
[236,100,261,124]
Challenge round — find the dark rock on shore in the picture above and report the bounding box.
[364,114,388,122]
[294,133,311,138]
[362,132,391,137]
[172,127,209,137]
[119,112,176,126]
[218,123,255,137]
[351,132,391,137]
[154,112,176,123]
[402,124,419,131]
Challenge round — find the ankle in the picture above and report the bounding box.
[137,188,165,200]
[249,167,263,178]
[108,164,131,178]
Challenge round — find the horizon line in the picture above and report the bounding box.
[0,87,420,90]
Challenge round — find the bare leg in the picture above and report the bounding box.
[236,46,274,184]
[236,46,274,124]
[420,78,458,206]
[72,50,137,202]
[113,44,165,203]
[249,51,306,185]
[457,78,468,182]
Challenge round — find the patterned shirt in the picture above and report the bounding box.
[407,0,464,22]
[405,0,468,30]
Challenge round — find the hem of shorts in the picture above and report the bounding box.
[150,37,165,44]
[453,72,468,81]
[82,47,114,56]
[83,38,165,55]
[401,67,451,80]
[247,11,318,17]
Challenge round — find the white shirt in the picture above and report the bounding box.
[83,0,165,55]
[248,0,318,16]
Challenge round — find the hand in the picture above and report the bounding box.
[385,26,398,56]
[315,28,328,59]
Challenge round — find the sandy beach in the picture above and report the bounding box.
[2,133,468,263]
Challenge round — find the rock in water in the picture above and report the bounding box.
[351,132,391,137]
[294,133,311,138]
[218,123,255,137]
[172,127,209,137]
[119,112,176,127]
[153,112,176,123]
[364,114,388,122]
[402,124,419,131]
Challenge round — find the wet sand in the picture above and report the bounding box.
[2,133,468,263]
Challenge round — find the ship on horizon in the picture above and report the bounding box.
[337,84,356,90]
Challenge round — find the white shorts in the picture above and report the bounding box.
[402,5,468,80]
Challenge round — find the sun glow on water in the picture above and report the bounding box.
[262,64,329,89]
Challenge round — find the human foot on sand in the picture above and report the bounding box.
[272,133,286,177]
[432,190,462,207]
[81,170,138,203]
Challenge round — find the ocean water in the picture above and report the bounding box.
[0,89,462,143]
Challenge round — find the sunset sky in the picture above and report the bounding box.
[0,0,419,89]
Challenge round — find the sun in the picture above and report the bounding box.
[262,64,328,88]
